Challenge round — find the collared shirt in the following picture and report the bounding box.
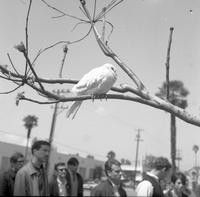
[108,179,120,197]
[136,172,159,197]
[57,177,67,196]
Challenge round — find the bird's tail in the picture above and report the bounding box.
[66,101,83,119]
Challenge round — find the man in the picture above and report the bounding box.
[66,157,83,196]
[0,152,24,196]
[91,158,127,197]
[49,162,70,196]
[14,140,50,196]
[136,156,172,197]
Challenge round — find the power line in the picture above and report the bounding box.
[0,129,106,160]
[54,140,106,160]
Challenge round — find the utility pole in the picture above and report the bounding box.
[47,98,59,173]
[49,103,58,146]
[176,149,182,170]
[134,129,143,189]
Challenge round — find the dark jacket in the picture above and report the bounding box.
[91,179,127,197]
[142,173,164,197]
[49,175,71,196]
[65,170,83,197]
[0,168,16,196]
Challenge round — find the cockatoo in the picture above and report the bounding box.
[66,63,117,119]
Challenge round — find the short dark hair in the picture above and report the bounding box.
[104,159,121,176]
[54,162,66,171]
[67,157,79,166]
[31,140,50,154]
[171,172,186,185]
[10,152,24,163]
[150,157,172,171]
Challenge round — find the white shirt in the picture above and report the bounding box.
[136,172,159,197]
[57,177,67,196]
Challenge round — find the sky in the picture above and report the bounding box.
[0,0,200,170]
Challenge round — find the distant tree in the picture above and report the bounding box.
[125,159,131,165]
[156,80,189,173]
[107,150,116,160]
[87,155,94,159]
[23,115,38,160]
[121,158,125,164]
[193,145,199,167]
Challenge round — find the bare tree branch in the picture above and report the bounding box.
[7,53,20,76]
[0,1,199,129]
[25,0,32,76]
[40,0,87,22]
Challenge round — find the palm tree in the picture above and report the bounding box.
[23,115,38,160]
[156,80,189,173]
[193,145,199,167]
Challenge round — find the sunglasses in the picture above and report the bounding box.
[113,170,121,174]
[58,168,66,172]
[17,160,24,163]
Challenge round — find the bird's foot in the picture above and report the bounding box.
[96,94,108,101]
[91,94,95,102]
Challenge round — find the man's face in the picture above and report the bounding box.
[160,168,172,183]
[34,145,50,163]
[108,164,122,185]
[12,157,25,172]
[68,164,78,173]
[57,165,67,178]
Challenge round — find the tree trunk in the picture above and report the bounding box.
[171,114,176,173]
[25,128,31,161]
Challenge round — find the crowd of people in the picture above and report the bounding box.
[0,140,83,196]
[0,139,200,196]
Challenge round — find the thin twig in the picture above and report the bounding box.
[101,8,106,41]
[7,53,20,76]
[25,0,32,76]
[93,0,97,21]
[30,41,69,68]
[0,75,22,85]
[41,0,87,22]
[95,0,124,21]
[31,25,92,67]
[0,84,23,94]
[59,45,68,78]
[22,50,45,91]
[71,21,89,32]
[79,6,88,19]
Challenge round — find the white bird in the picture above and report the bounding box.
[66,63,117,119]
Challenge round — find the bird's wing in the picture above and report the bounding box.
[72,67,107,95]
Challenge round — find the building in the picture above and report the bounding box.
[121,164,143,182]
[0,141,104,181]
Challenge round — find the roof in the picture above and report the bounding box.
[121,165,143,172]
